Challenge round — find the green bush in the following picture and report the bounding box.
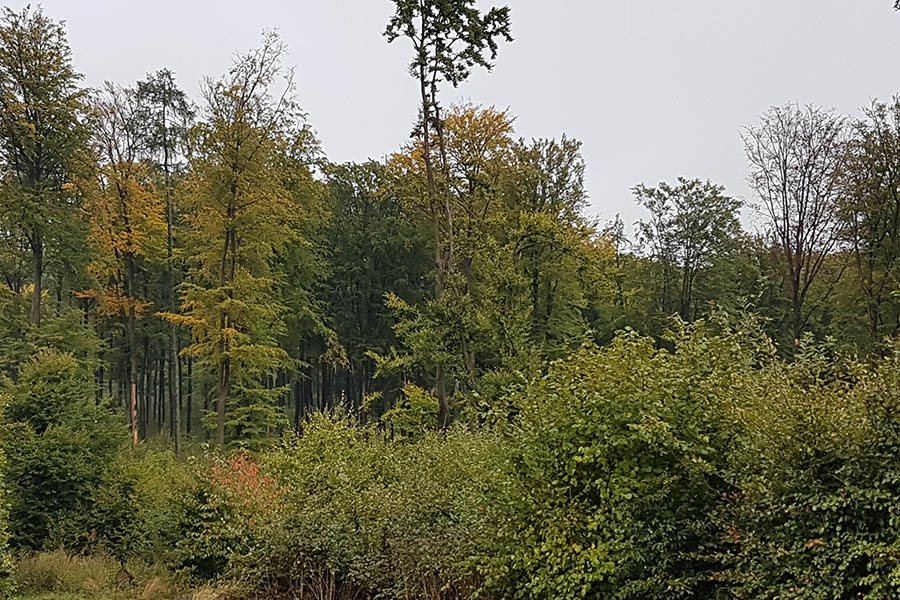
[1,349,123,550]
[176,414,508,599]
[479,323,754,600]
[0,396,12,598]
[715,340,900,599]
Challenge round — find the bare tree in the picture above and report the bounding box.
[743,104,846,342]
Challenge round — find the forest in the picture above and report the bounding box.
[3,1,900,599]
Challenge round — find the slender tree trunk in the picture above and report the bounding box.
[418,59,449,430]
[126,258,139,445]
[31,234,43,327]
[163,132,183,459]
[186,357,193,436]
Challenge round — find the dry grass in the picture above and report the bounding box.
[14,551,185,600]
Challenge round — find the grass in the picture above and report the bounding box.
[12,551,185,600]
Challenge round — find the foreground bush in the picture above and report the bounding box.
[482,323,900,599]
[13,321,900,599]
[0,396,12,598]
[480,324,754,599]
[1,350,123,550]
[168,416,508,598]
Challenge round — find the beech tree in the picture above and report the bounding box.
[743,104,846,342]
[634,178,741,321]
[163,33,303,448]
[840,98,900,346]
[0,6,89,327]
[82,83,166,445]
[385,0,512,427]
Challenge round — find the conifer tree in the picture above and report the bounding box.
[137,70,194,458]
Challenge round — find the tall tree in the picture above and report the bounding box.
[0,6,89,326]
[634,178,741,321]
[385,0,512,427]
[743,104,846,342]
[506,134,595,352]
[137,69,194,458]
[82,83,166,445]
[839,98,900,346]
[163,33,302,448]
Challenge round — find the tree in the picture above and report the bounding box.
[82,83,167,445]
[505,134,598,353]
[137,69,194,458]
[634,178,741,321]
[385,0,512,427]
[322,162,429,410]
[163,33,302,448]
[83,84,156,436]
[0,6,89,326]
[839,98,900,347]
[743,104,846,342]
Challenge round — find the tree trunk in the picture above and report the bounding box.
[164,133,183,459]
[126,258,139,445]
[31,235,43,327]
[186,357,193,436]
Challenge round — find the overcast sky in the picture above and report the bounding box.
[6,1,900,230]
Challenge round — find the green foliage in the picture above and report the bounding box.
[213,415,506,598]
[481,322,756,599]
[1,350,122,550]
[0,5,91,327]
[0,396,12,598]
[634,177,742,323]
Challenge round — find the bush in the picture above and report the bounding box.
[716,340,900,598]
[171,414,508,599]
[0,397,12,598]
[479,323,752,600]
[1,349,123,550]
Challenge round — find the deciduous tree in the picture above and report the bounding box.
[0,6,89,326]
[743,104,846,342]
[163,33,303,448]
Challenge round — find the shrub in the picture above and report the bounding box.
[479,320,770,599]
[716,340,900,598]
[1,349,123,550]
[207,414,508,599]
[0,397,12,598]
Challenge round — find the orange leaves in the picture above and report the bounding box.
[76,286,153,317]
[208,451,284,516]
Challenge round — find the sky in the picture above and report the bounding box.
[6,0,900,232]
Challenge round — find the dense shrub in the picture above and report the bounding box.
[715,341,900,599]
[169,414,508,598]
[1,349,123,550]
[0,396,12,598]
[479,323,759,599]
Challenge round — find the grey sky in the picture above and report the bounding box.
[7,1,900,231]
